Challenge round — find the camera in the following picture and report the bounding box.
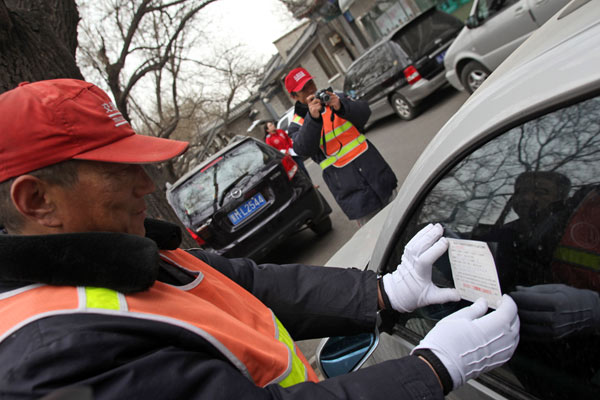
[315,87,333,105]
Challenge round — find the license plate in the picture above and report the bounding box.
[228,193,266,226]
[435,50,447,64]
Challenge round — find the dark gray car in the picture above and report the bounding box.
[343,8,463,125]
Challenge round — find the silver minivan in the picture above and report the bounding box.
[444,0,569,93]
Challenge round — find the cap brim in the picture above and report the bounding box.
[72,133,189,164]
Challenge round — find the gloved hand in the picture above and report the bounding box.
[412,295,520,390]
[382,223,460,312]
[511,283,600,340]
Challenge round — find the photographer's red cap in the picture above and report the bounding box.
[285,67,313,94]
[0,79,189,182]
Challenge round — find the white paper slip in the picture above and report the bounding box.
[447,238,503,309]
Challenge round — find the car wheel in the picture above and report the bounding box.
[460,61,490,94]
[310,216,332,236]
[391,93,417,121]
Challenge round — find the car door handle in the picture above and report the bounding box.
[514,5,527,16]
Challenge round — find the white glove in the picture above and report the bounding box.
[382,223,460,312]
[511,283,600,340]
[412,295,520,390]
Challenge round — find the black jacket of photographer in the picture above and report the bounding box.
[288,93,397,220]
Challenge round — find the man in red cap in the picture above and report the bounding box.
[0,79,519,399]
[284,67,398,226]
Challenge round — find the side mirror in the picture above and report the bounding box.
[465,15,480,29]
[316,329,380,378]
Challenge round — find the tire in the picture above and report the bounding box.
[390,93,417,121]
[310,215,332,236]
[460,61,490,94]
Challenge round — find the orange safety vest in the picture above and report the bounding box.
[319,107,368,169]
[552,188,600,291]
[0,248,319,388]
[292,110,368,169]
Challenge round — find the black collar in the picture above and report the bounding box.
[0,219,183,293]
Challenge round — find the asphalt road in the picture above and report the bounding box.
[264,85,470,374]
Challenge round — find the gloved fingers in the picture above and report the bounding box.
[478,295,519,332]
[406,223,443,256]
[423,286,461,306]
[444,297,488,322]
[415,237,449,272]
[515,283,567,295]
[510,290,557,312]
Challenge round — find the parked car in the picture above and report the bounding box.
[276,106,295,132]
[444,0,569,93]
[319,1,600,399]
[166,137,332,261]
[343,7,463,126]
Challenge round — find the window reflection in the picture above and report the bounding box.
[388,96,600,399]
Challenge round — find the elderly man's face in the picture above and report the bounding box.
[512,176,562,221]
[50,161,156,236]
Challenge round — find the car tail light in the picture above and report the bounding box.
[281,154,298,180]
[403,65,422,85]
[186,227,205,246]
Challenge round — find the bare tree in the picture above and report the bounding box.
[0,0,197,247]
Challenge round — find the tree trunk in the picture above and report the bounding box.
[0,0,196,248]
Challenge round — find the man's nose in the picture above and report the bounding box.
[135,166,156,197]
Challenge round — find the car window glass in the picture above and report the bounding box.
[477,0,518,21]
[168,141,272,225]
[391,9,463,60]
[385,95,600,399]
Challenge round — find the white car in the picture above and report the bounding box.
[320,1,600,399]
[444,0,569,93]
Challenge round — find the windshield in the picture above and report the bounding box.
[169,140,272,224]
[391,9,463,59]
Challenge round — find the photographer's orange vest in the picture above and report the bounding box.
[292,109,368,169]
[0,248,319,388]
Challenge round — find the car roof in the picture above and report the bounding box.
[369,0,600,269]
[168,136,262,191]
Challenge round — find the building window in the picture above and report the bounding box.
[313,44,338,78]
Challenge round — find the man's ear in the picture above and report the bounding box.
[290,92,299,101]
[10,175,62,229]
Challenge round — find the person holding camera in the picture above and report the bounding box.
[285,67,397,226]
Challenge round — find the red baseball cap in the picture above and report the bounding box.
[0,79,189,182]
[285,67,313,94]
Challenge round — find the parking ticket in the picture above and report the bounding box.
[446,238,503,309]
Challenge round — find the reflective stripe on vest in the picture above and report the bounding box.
[292,114,304,125]
[319,107,367,169]
[320,134,367,169]
[554,245,600,272]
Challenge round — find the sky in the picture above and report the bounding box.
[201,0,303,63]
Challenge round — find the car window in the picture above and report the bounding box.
[476,0,519,21]
[168,141,273,225]
[384,94,600,399]
[391,9,463,60]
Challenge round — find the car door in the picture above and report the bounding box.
[527,0,569,25]
[470,0,538,70]
[368,93,600,399]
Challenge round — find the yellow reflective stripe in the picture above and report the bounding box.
[292,115,304,124]
[554,246,600,271]
[275,317,307,388]
[319,121,353,145]
[320,135,367,169]
[85,287,120,310]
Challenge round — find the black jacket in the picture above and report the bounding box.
[289,96,397,220]
[0,221,443,400]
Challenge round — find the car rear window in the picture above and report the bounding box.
[391,9,463,59]
[168,140,273,224]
